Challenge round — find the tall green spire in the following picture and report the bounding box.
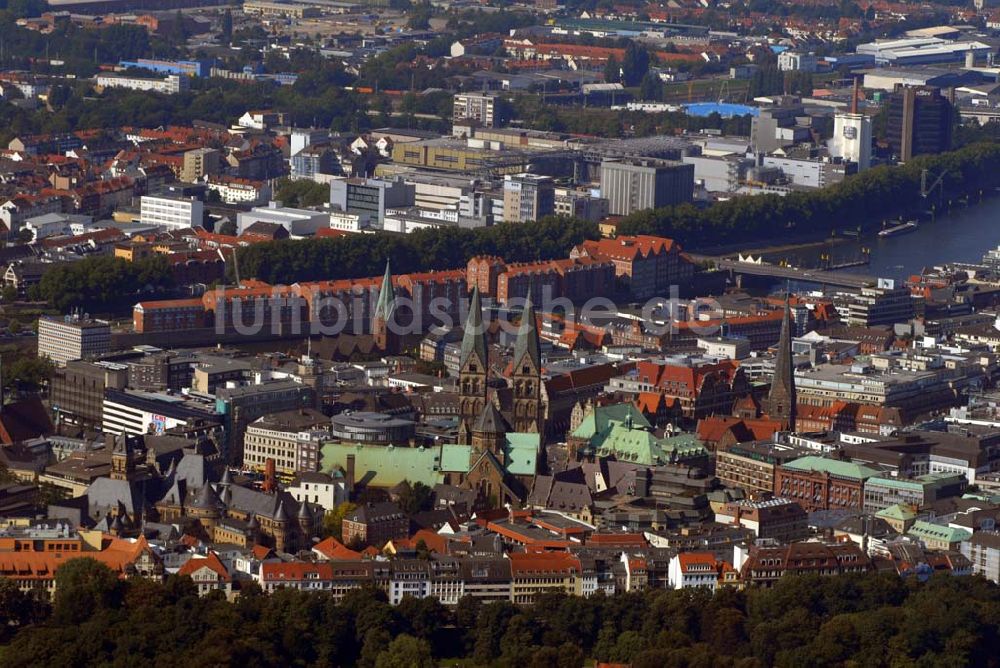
[767,297,796,429]
[374,259,395,322]
[460,286,488,369]
[513,287,540,370]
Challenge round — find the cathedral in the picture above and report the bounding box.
[456,286,546,506]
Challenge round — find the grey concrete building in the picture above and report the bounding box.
[599,159,694,216]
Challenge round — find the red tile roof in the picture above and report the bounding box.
[177,551,231,582]
[312,536,364,561]
[509,551,582,575]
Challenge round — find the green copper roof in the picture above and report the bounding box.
[660,433,708,460]
[572,403,651,440]
[320,442,458,488]
[460,286,488,369]
[876,503,918,521]
[440,443,473,472]
[783,456,880,481]
[374,259,395,321]
[504,433,540,476]
[907,520,972,544]
[512,289,540,371]
[587,421,704,467]
[867,472,963,492]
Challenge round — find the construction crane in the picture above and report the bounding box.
[227,245,242,288]
[921,168,947,203]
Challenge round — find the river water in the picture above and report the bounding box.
[766,195,1000,284]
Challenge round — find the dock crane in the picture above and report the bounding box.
[921,168,947,204]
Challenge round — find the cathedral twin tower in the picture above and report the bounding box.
[456,284,544,449]
[371,259,544,453]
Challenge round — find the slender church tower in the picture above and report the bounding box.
[372,260,398,353]
[766,299,796,430]
[110,433,136,481]
[458,286,489,445]
[511,290,543,435]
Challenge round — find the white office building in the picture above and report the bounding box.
[37,315,111,366]
[329,210,371,233]
[236,202,331,236]
[140,194,204,230]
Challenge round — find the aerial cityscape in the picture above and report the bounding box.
[4,0,1000,664]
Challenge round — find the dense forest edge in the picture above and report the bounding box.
[0,558,998,667]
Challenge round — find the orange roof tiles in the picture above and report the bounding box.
[313,536,364,561]
[508,551,582,575]
[577,235,677,261]
[177,551,231,582]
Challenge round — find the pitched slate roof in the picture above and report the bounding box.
[473,397,510,435]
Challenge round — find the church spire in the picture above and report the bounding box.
[767,297,796,430]
[460,285,488,370]
[513,288,540,371]
[373,259,397,353]
[374,259,395,323]
[510,287,543,435]
[458,286,489,446]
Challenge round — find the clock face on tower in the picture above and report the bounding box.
[843,126,857,140]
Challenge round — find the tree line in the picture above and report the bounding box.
[235,216,599,285]
[32,255,175,315]
[618,141,1000,248]
[2,558,999,667]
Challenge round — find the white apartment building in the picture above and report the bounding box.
[140,194,204,230]
[667,552,723,591]
[205,178,271,205]
[453,92,497,127]
[963,532,1000,583]
[95,74,187,94]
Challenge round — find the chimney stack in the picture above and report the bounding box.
[346,453,356,490]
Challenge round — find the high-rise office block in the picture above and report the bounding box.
[886,85,953,162]
[502,174,555,223]
[600,159,694,216]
